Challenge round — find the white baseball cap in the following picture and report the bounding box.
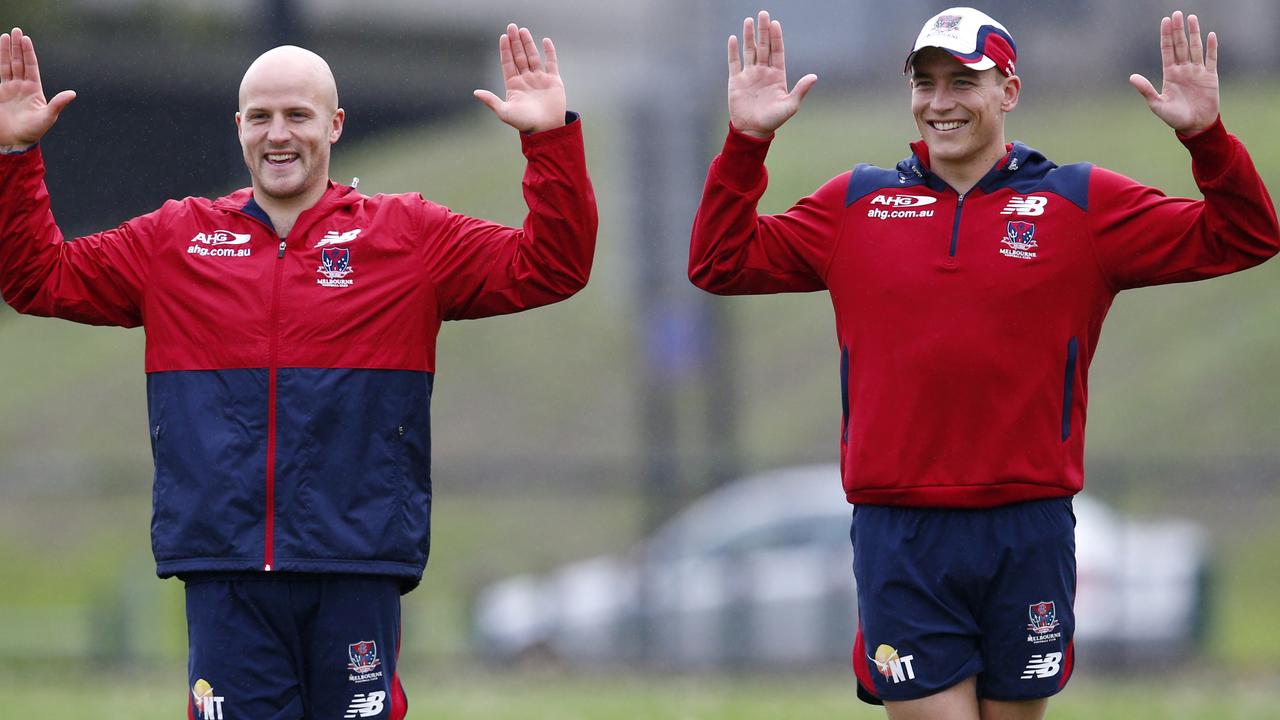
[905,7,1018,77]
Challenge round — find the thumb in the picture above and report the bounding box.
[1128,74,1159,104]
[47,89,76,118]
[790,73,818,104]
[472,89,504,115]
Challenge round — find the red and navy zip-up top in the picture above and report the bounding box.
[0,115,597,587]
[690,118,1278,509]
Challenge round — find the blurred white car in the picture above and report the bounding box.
[472,465,1209,670]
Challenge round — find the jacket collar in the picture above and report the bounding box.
[211,180,363,218]
[897,141,1052,195]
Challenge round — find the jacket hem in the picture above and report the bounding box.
[157,557,424,581]
[845,482,1078,509]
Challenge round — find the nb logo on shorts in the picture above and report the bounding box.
[344,691,386,718]
[1020,652,1063,679]
[1001,196,1048,216]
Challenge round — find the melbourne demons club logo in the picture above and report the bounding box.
[348,640,381,674]
[1027,601,1060,635]
[933,15,963,35]
[1003,221,1036,251]
[320,248,352,277]
[317,247,356,287]
[999,220,1039,260]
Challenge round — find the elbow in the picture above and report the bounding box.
[688,262,731,295]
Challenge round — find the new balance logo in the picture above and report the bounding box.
[1021,652,1063,679]
[316,229,363,247]
[1001,196,1048,216]
[344,691,386,718]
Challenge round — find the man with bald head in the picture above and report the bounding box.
[0,24,595,718]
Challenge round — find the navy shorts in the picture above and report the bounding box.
[184,574,407,720]
[850,498,1076,704]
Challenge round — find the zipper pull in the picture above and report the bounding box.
[277,240,287,258]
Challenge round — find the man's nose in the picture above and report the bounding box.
[929,86,957,111]
[266,116,290,144]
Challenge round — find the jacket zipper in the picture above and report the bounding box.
[948,192,966,258]
[264,237,287,571]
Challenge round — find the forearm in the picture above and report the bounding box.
[0,147,146,325]
[689,125,835,295]
[1183,117,1280,268]
[0,147,65,314]
[436,113,598,321]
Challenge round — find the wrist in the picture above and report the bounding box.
[728,122,774,141]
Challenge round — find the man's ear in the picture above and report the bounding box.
[330,108,345,144]
[1001,75,1021,113]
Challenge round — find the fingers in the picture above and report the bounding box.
[497,32,518,81]
[727,34,741,74]
[1158,16,1174,69]
[472,88,504,116]
[1187,14,1203,65]
[1206,31,1218,74]
[769,19,784,69]
[506,24,528,73]
[47,89,75,116]
[1170,11,1188,64]
[542,37,558,76]
[1128,73,1159,104]
[518,27,541,72]
[790,73,817,104]
[757,11,771,66]
[742,16,756,66]
[0,31,11,83]
[9,27,25,83]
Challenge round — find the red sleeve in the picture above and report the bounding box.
[422,115,597,321]
[0,147,152,327]
[688,124,847,295]
[1087,117,1280,291]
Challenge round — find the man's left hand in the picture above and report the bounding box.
[474,24,567,134]
[1129,11,1219,135]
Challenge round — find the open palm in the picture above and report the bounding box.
[1129,11,1219,135]
[0,28,75,149]
[474,24,566,134]
[727,11,816,138]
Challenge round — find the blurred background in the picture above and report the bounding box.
[1,0,1278,717]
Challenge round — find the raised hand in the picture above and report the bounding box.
[1129,11,1219,135]
[727,10,816,138]
[0,27,76,150]
[473,24,566,134]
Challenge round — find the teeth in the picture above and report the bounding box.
[267,153,295,162]
[931,121,966,131]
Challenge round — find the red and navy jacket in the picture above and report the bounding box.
[690,118,1278,509]
[0,115,597,587]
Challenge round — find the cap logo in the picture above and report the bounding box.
[933,15,963,36]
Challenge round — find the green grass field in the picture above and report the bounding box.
[2,670,1279,719]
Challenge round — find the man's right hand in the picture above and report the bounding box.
[727,10,816,139]
[0,27,75,151]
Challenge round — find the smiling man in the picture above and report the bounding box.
[689,7,1277,719]
[0,24,596,719]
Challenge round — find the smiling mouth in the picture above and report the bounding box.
[928,120,968,132]
[265,153,299,166]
